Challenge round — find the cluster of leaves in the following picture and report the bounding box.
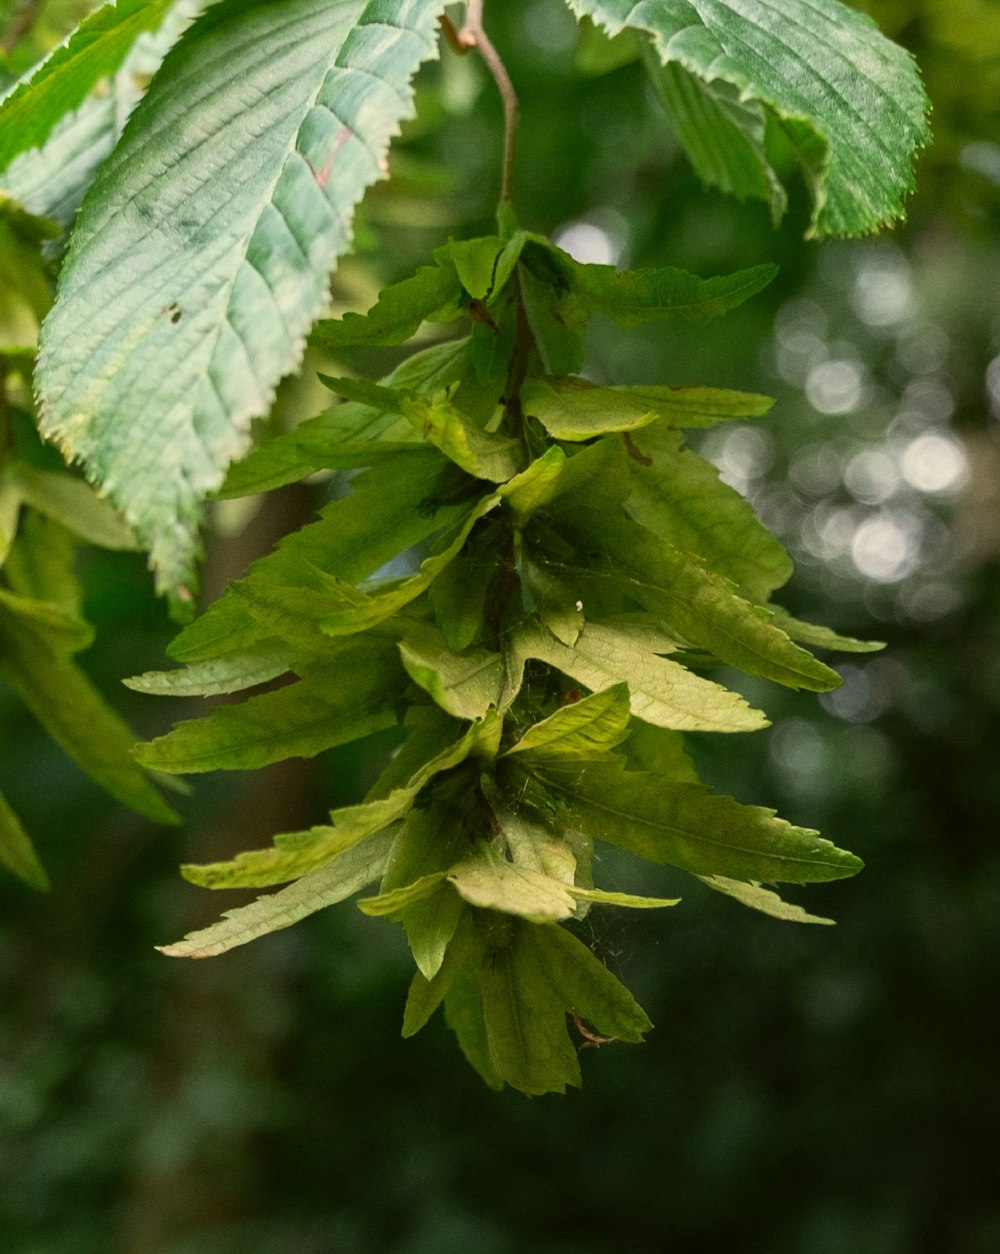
[127,226,878,1093]
[0,0,928,1093]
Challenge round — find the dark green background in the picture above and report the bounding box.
[1,2,998,1250]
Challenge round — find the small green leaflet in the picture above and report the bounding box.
[567,0,930,237]
[505,684,632,760]
[521,375,773,440]
[311,258,461,348]
[124,649,299,698]
[8,464,137,551]
[159,827,397,958]
[37,0,447,607]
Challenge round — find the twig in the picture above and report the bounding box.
[458,0,519,204]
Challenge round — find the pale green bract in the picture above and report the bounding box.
[567,0,930,236]
[36,0,447,607]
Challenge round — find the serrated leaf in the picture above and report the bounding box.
[399,622,505,720]
[159,826,396,958]
[570,256,777,326]
[546,500,839,691]
[357,871,446,916]
[514,619,767,733]
[443,967,503,1089]
[0,0,178,174]
[766,606,885,655]
[37,0,446,605]
[568,0,930,237]
[506,684,632,760]
[0,1,202,233]
[487,797,577,885]
[476,923,582,1095]
[568,885,680,909]
[319,495,500,637]
[136,638,404,774]
[646,55,786,225]
[697,874,834,925]
[448,235,504,301]
[448,845,577,924]
[124,648,298,698]
[0,788,49,891]
[402,911,476,1035]
[184,714,494,888]
[171,450,459,661]
[528,924,652,1043]
[0,608,178,823]
[626,424,792,603]
[401,394,522,483]
[527,759,863,884]
[310,258,461,348]
[522,376,773,440]
[10,464,137,550]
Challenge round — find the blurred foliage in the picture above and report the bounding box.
[2,0,1000,1250]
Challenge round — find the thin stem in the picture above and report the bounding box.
[459,0,519,204]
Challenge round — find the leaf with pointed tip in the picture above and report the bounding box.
[568,885,680,909]
[526,759,863,884]
[221,342,469,497]
[767,606,885,655]
[528,924,652,1043]
[183,714,495,888]
[506,684,632,760]
[448,235,504,301]
[0,608,178,824]
[310,259,461,348]
[159,826,396,958]
[399,622,505,720]
[546,500,839,690]
[0,0,178,174]
[626,424,793,603]
[568,0,930,237]
[170,450,458,661]
[697,875,834,925]
[357,871,447,916]
[475,923,582,1095]
[0,1,201,233]
[448,846,577,924]
[522,376,773,440]
[645,55,786,225]
[319,496,501,638]
[124,649,298,698]
[402,911,477,1036]
[401,394,522,483]
[136,638,404,774]
[514,619,767,733]
[443,968,503,1089]
[0,789,49,891]
[37,0,446,606]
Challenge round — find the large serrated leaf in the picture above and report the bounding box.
[36,0,446,605]
[567,0,930,237]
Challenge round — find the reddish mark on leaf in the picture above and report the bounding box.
[305,125,352,190]
[623,431,652,466]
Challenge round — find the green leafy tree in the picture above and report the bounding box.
[0,0,928,1094]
